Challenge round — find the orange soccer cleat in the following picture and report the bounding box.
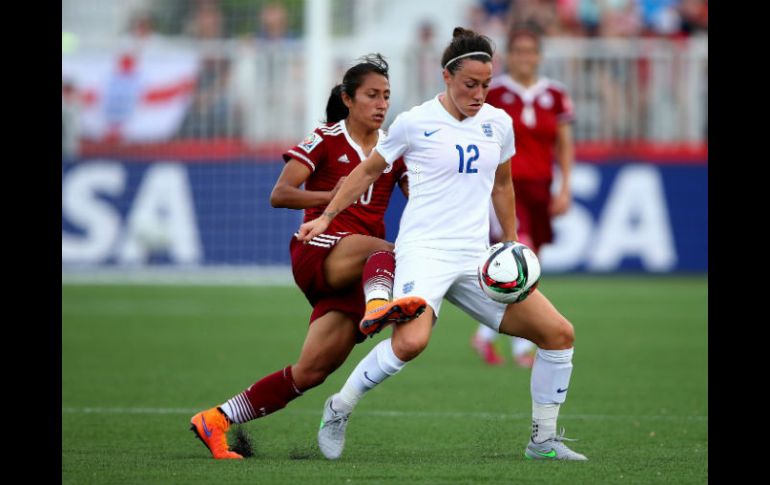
[359,296,427,336]
[190,407,243,459]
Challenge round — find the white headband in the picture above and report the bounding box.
[443,51,492,70]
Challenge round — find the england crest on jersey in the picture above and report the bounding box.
[481,123,493,137]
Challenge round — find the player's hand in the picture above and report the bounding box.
[329,176,346,201]
[550,190,571,216]
[297,216,330,243]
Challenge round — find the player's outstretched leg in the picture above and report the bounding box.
[317,338,406,460]
[320,308,433,459]
[359,295,426,336]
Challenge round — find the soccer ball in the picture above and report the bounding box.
[478,241,541,304]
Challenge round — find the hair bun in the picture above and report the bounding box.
[452,26,474,38]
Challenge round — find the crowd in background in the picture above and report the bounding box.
[62,0,708,155]
[138,0,707,41]
[473,0,707,39]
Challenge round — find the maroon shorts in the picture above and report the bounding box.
[289,232,367,342]
[513,179,554,254]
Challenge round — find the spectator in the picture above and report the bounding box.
[403,21,444,110]
[62,79,80,158]
[129,10,155,40]
[259,2,291,40]
[102,53,142,143]
[507,0,562,36]
[599,0,643,37]
[638,0,682,36]
[595,0,642,142]
[678,0,708,35]
[555,0,587,36]
[575,0,602,36]
[229,2,302,144]
[185,0,224,39]
[178,0,233,139]
[467,5,507,76]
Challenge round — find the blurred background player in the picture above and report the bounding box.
[189,54,425,459]
[471,26,575,368]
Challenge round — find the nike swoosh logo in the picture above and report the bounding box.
[557,388,568,393]
[201,415,213,438]
[534,448,557,458]
[424,129,441,137]
[363,371,381,385]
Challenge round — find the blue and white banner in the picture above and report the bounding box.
[61,159,707,273]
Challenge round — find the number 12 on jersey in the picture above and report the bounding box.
[456,144,479,174]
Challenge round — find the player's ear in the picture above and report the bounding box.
[442,68,452,85]
[341,90,354,109]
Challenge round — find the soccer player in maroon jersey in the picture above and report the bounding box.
[190,54,426,459]
[471,28,576,368]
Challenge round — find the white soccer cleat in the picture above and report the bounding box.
[524,428,588,461]
[318,394,351,460]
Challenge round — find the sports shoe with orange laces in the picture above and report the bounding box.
[190,407,243,459]
[359,296,427,336]
[471,335,504,366]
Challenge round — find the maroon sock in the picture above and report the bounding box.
[362,250,395,302]
[220,366,302,424]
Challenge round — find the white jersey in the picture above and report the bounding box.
[376,95,516,254]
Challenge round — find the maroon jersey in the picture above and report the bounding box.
[283,120,407,239]
[486,76,574,182]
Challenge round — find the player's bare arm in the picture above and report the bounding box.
[297,150,389,241]
[551,122,574,216]
[491,159,518,242]
[271,159,344,209]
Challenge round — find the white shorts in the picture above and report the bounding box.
[393,247,507,331]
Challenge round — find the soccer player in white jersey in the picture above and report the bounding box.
[297,27,587,462]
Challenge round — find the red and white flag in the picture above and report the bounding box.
[62,48,199,142]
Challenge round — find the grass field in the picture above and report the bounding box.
[62,275,707,485]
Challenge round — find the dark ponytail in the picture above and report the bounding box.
[324,53,390,123]
[441,27,494,74]
[325,84,348,123]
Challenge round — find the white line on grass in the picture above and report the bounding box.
[61,406,707,421]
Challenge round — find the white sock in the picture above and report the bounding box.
[512,337,537,357]
[219,402,237,423]
[334,338,406,413]
[475,324,498,342]
[530,348,574,442]
[531,401,560,443]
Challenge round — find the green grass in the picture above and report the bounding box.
[62,276,707,484]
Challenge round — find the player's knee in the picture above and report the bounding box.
[551,317,575,349]
[539,316,574,350]
[392,332,429,361]
[372,239,394,253]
